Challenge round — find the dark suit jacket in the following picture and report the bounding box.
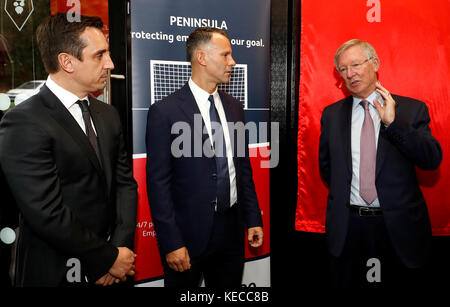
[146,83,262,258]
[0,85,137,286]
[319,94,442,268]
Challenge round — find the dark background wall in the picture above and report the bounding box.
[270,0,329,288]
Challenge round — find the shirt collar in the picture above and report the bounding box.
[46,75,89,109]
[188,78,218,105]
[352,90,384,111]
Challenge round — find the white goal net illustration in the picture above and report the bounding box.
[150,60,248,108]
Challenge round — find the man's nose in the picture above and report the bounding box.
[105,54,115,70]
[346,67,356,79]
[229,56,236,67]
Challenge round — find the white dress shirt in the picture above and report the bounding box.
[45,75,96,135]
[188,78,237,208]
[350,91,384,207]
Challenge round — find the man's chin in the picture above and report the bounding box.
[88,85,106,95]
[94,83,107,91]
[221,77,231,84]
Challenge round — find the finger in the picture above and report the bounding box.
[176,263,186,272]
[375,83,393,100]
[107,275,117,286]
[247,232,253,243]
[373,98,383,112]
[248,229,256,243]
[375,88,389,100]
[248,234,256,246]
[375,89,395,107]
[375,81,389,96]
[375,81,389,93]
[251,233,263,247]
[95,276,105,285]
[184,251,191,270]
[101,274,111,286]
[251,240,262,247]
[169,261,183,272]
[182,260,191,271]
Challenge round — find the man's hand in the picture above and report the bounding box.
[373,81,396,126]
[108,247,136,280]
[247,227,264,248]
[95,272,121,286]
[166,247,191,272]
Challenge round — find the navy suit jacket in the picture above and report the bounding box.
[146,83,262,258]
[319,94,442,268]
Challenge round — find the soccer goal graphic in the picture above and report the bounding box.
[150,60,248,109]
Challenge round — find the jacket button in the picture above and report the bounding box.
[212,173,217,180]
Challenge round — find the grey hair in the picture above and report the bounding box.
[334,39,378,69]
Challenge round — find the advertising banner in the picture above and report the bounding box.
[130,0,271,286]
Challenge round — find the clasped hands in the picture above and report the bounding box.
[95,247,136,286]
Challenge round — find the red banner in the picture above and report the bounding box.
[296,0,450,235]
[51,0,109,38]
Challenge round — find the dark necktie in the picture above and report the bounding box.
[76,100,101,163]
[359,100,377,204]
[208,95,230,213]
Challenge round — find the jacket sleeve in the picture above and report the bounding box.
[109,107,138,250]
[146,103,185,255]
[384,99,442,170]
[236,105,263,228]
[318,107,331,185]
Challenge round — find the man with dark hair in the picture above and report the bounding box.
[146,27,264,287]
[319,39,442,287]
[0,13,137,287]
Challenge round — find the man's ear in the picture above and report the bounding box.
[196,49,207,67]
[372,57,380,72]
[57,53,75,73]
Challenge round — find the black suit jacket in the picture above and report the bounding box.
[319,94,442,268]
[146,83,262,258]
[0,85,137,286]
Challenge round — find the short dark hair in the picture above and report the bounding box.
[186,27,228,62]
[36,13,103,74]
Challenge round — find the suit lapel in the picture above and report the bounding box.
[40,85,103,175]
[218,91,239,160]
[219,90,237,123]
[175,84,210,145]
[375,96,398,177]
[342,97,353,176]
[88,98,112,192]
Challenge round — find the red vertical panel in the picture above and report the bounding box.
[296,0,450,235]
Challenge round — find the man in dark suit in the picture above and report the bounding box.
[319,39,442,287]
[0,14,137,287]
[146,27,263,287]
